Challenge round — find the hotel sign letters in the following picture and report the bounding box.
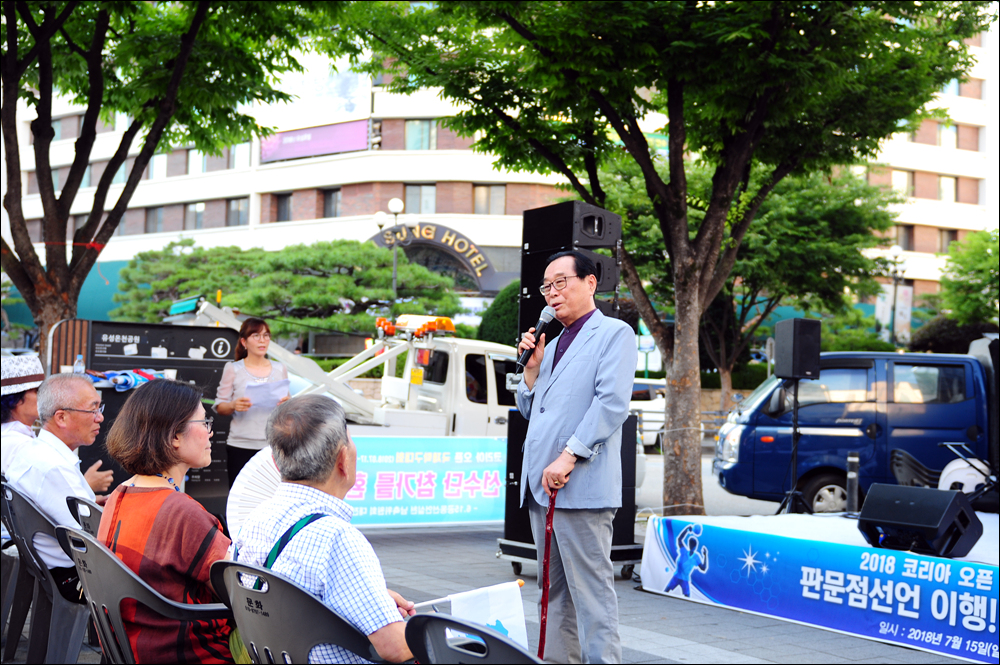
[373,224,495,282]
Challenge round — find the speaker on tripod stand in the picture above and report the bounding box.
[773,318,821,515]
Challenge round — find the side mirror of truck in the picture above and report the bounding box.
[767,388,785,415]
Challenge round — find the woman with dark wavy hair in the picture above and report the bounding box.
[214,317,288,486]
[100,379,233,663]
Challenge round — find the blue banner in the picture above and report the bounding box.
[641,518,998,663]
[349,437,506,526]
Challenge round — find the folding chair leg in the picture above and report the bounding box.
[1,548,15,633]
[2,568,34,661]
[44,601,89,664]
[26,584,52,665]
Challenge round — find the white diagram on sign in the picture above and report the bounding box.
[211,338,231,358]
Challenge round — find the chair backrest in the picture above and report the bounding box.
[210,560,384,664]
[1,481,61,594]
[66,496,103,537]
[404,613,542,664]
[55,526,232,665]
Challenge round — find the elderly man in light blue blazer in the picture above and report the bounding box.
[517,250,637,664]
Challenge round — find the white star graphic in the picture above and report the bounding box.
[739,546,760,574]
[761,564,769,575]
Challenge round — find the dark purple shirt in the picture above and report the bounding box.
[552,308,597,370]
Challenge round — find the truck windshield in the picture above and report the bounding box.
[739,375,781,414]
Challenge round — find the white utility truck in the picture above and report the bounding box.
[191,300,646,488]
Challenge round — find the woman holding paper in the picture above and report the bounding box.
[215,318,289,486]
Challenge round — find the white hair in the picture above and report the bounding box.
[266,396,348,482]
[37,374,95,423]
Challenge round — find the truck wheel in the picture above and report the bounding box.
[801,474,847,513]
[511,562,522,575]
[621,565,634,580]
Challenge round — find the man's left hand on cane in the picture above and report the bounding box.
[541,448,576,496]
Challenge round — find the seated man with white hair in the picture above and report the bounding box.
[231,395,414,663]
[5,373,113,603]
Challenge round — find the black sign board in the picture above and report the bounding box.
[80,321,240,525]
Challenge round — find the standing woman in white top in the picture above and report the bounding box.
[214,318,289,486]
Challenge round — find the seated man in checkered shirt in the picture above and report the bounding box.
[231,395,415,663]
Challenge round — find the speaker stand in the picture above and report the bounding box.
[777,379,813,515]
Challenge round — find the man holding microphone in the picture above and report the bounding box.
[516,250,637,664]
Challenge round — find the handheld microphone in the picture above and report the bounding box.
[516,306,556,371]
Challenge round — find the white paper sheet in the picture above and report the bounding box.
[245,379,289,410]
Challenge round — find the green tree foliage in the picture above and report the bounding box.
[1,1,346,364]
[608,157,899,408]
[812,304,897,353]
[351,1,994,513]
[909,315,999,355]
[112,239,266,323]
[939,229,1000,326]
[112,240,461,336]
[477,280,519,346]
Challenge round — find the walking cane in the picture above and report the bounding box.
[538,488,558,661]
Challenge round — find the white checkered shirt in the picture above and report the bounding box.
[230,483,402,664]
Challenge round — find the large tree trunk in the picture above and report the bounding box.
[719,368,733,414]
[34,291,76,373]
[662,280,705,516]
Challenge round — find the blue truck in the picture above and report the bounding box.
[713,339,999,512]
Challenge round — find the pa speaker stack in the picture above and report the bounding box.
[519,201,623,339]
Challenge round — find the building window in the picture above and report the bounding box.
[227,198,249,226]
[405,120,437,150]
[897,225,915,252]
[228,143,251,170]
[112,163,126,185]
[145,207,164,234]
[81,165,91,188]
[323,189,341,218]
[940,229,959,253]
[942,79,960,96]
[184,202,204,230]
[51,118,62,141]
[149,153,168,180]
[939,176,956,203]
[51,169,60,193]
[276,194,292,222]
[474,185,506,215]
[937,124,956,149]
[891,170,913,197]
[187,149,206,175]
[405,184,436,215]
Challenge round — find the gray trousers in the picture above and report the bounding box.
[528,494,621,664]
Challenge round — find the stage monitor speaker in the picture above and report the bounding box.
[858,484,983,558]
[522,201,622,254]
[773,318,821,380]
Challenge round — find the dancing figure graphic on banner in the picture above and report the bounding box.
[665,524,709,598]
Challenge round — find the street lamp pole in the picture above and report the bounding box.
[888,244,905,346]
[387,198,404,298]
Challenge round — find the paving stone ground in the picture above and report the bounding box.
[1,524,970,664]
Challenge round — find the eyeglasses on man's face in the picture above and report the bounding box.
[188,417,214,433]
[539,274,581,296]
[60,404,105,418]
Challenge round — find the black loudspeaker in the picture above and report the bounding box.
[522,201,622,254]
[504,410,637,548]
[773,318,821,380]
[518,202,622,341]
[858,484,983,558]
